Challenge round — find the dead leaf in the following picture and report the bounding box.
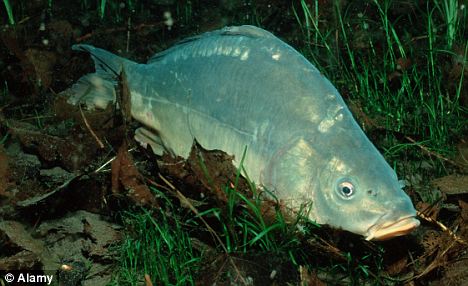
[0,220,45,254]
[0,250,41,271]
[431,174,468,195]
[430,255,468,286]
[117,68,132,124]
[386,256,408,275]
[36,210,121,258]
[16,174,80,208]
[186,142,238,203]
[35,210,121,282]
[111,142,158,207]
[299,266,326,286]
[8,119,97,171]
[24,48,57,89]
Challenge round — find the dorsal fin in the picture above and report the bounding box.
[148,25,274,63]
[219,25,275,38]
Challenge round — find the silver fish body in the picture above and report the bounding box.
[66,25,419,240]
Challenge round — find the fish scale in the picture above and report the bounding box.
[63,25,419,240]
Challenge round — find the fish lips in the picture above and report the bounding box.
[365,214,420,241]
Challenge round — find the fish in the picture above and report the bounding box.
[64,25,420,240]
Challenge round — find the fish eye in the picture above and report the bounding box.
[337,181,355,198]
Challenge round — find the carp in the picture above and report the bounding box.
[65,25,419,240]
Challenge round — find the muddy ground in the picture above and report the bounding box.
[0,1,467,285]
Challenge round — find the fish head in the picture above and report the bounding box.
[264,130,419,240]
[309,130,420,240]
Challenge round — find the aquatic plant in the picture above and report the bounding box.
[2,0,15,25]
[114,207,198,286]
[434,0,463,49]
[294,0,467,168]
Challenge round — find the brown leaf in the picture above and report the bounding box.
[187,142,237,203]
[117,68,132,124]
[0,220,45,254]
[299,266,326,286]
[8,119,97,171]
[432,174,468,196]
[386,256,408,275]
[421,230,443,256]
[36,210,121,272]
[24,49,57,89]
[111,143,158,207]
[0,250,41,271]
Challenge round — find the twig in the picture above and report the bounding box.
[157,173,248,284]
[417,211,467,245]
[413,239,457,280]
[79,105,104,149]
[93,156,115,173]
[93,147,136,173]
[158,173,228,252]
[405,136,462,168]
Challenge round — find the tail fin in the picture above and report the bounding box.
[62,44,136,110]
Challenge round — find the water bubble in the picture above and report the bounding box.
[270,270,277,279]
[164,11,174,30]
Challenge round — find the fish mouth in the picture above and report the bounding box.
[365,215,420,241]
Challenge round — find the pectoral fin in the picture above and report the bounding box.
[134,127,168,155]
